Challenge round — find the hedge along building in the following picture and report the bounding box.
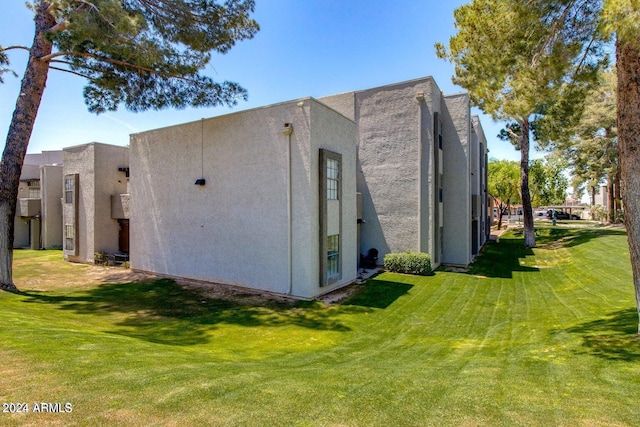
[320,77,489,267]
[130,98,358,299]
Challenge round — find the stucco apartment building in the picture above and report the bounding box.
[319,77,489,266]
[129,76,489,299]
[62,142,130,264]
[14,151,64,250]
[131,98,358,299]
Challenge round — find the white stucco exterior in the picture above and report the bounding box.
[40,165,63,249]
[42,75,489,299]
[441,92,472,266]
[62,142,129,263]
[130,98,357,299]
[320,77,488,268]
[14,152,63,250]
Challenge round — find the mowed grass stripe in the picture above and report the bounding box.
[0,225,638,426]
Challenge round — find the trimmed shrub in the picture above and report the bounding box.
[383,251,433,275]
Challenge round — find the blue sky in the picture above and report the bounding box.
[1,0,528,161]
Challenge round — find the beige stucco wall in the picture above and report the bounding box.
[13,179,32,248]
[130,98,356,299]
[321,77,485,268]
[24,151,63,166]
[41,165,63,248]
[14,156,63,249]
[309,100,358,296]
[471,115,489,252]
[63,143,129,263]
[317,92,356,121]
[442,93,472,266]
[321,77,441,262]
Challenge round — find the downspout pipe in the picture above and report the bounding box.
[282,123,294,295]
[416,91,425,253]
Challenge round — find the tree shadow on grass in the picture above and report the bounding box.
[559,308,640,361]
[19,279,367,346]
[469,227,627,279]
[468,238,538,278]
[534,227,627,250]
[343,279,413,309]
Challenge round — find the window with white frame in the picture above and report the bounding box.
[64,175,74,204]
[28,187,40,199]
[65,224,75,252]
[327,158,339,200]
[327,234,340,279]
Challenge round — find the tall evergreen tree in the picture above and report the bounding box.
[601,0,640,332]
[537,69,618,221]
[437,0,606,248]
[440,0,640,333]
[0,0,259,291]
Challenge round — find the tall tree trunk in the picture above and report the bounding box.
[616,38,640,334]
[607,175,615,223]
[615,169,622,223]
[519,119,535,247]
[494,199,503,230]
[0,1,54,291]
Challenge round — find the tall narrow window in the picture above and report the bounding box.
[327,234,340,279]
[63,174,79,256]
[327,158,339,200]
[319,149,342,286]
[64,175,74,204]
[65,224,75,252]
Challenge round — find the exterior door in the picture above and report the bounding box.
[118,219,129,253]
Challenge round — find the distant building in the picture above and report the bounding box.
[14,151,63,249]
[62,142,130,263]
[593,185,609,209]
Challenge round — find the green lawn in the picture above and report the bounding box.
[1,225,639,426]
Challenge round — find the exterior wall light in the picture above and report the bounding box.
[194,178,206,186]
[282,123,293,136]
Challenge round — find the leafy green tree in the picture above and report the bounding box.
[529,155,568,207]
[436,0,606,248]
[442,0,640,333]
[538,69,619,221]
[0,0,259,291]
[487,159,520,231]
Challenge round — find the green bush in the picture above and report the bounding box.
[383,251,433,275]
[590,205,607,222]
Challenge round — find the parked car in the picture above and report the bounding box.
[547,209,580,220]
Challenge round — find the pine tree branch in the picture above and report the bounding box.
[1,46,31,53]
[48,64,93,80]
[44,52,162,75]
[47,55,198,84]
